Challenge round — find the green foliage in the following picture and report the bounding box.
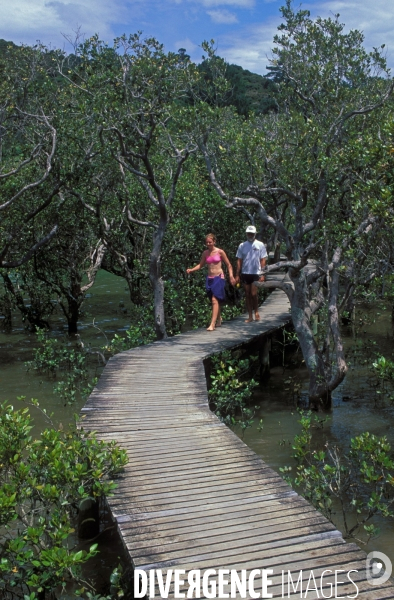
[25,328,97,405]
[104,319,156,356]
[0,402,128,598]
[197,0,393,401]
[209,350,259,434]
[284,411,394,543]
[273,326,300,369]
[195,53,278,116]
[0,269,56,331]
[0,40,69,270]
[225,64,278,116]
[372,355,394,382]
[371,354,394,404]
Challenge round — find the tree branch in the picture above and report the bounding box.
[1,226,58,268]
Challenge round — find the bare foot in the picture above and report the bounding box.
[244,318,253,323]
[216,318,222,327]
[207,325,215,331]
[255,313,260,321]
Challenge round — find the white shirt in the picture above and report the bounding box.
[236,239,267,274]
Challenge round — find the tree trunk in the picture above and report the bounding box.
[103,252,145,306]
[61,246,106,334]
[341,287,356,325]
[149,219,168,340]
[66,294,80,334]
[288,268,331,407]
[2,273,49,330]
[59,278,83,334]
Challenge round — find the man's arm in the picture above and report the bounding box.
[235,258,243,283]
[259,256,267,281]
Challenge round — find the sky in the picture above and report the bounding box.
[1,0,393,75]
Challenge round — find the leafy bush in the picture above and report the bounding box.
[372,355,394,403]
[282,411,394,544]
[104,322,156,356]
[209,350,259,434]
[0,402,128,599]
[25,329,98,405]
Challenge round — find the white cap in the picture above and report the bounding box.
[246,225,256,234]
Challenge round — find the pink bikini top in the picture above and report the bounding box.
[206,252,221,264]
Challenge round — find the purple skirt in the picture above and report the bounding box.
[205,275,226,302]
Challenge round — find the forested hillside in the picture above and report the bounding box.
[2,2,394,597]
[1,38,278,115]
[1,1,394,399]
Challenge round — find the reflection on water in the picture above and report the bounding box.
[2,273,394,576]
[242,303,394,565]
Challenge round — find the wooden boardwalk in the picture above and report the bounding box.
[81,290,394,599]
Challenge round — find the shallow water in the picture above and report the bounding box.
[0,270,130,428]
[242,303,394,565]
[0,270,132,595]
[2,276,394,581]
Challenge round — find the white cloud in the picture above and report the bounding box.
[174,37,198,53]
[172,0,254,5]
[2,0,393,75]
[216,0,394,75]
[218,19,277,74]
[305,0,393,68]
[0,0,134,47]
[197,0,254,7]
[207,9,238,23]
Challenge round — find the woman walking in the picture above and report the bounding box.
[187,234,235,331]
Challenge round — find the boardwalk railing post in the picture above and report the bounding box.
[78,497,100,539]
[78,291,394,597]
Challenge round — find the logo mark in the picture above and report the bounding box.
[366,551,392,586]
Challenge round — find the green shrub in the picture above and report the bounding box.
[283,411,394,543]
[0,402,128,599]
[209,350,259,434]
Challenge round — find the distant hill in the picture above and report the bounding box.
[0,39,278,116]
[0,39,18,56]
[195,55,278,116]
[225,63,278,115]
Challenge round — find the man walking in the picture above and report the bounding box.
[235,226,267,323]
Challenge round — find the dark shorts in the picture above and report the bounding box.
[205,275,226,302]
[241,273,260,285]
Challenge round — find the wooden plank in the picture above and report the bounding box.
[118,494,305,530]
[139,547,365,575]
[113,490,296,521]
[118,457,276,480]
[80,293,394,597]
[122,506,321,547]
[121,469,281,491]
[109,482,291,512]
[127,516,334,559]
[118,495,309,532]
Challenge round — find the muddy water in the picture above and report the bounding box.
[2,275,394,575]
[242,303,394,565]
[0,271,132,595]
[0,270,130,429]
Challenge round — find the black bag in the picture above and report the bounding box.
[222,280,243,306]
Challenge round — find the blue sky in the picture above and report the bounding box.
[1,0,393,75]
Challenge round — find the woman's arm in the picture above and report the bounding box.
[186,251,207,274]
[219,249,235,285]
